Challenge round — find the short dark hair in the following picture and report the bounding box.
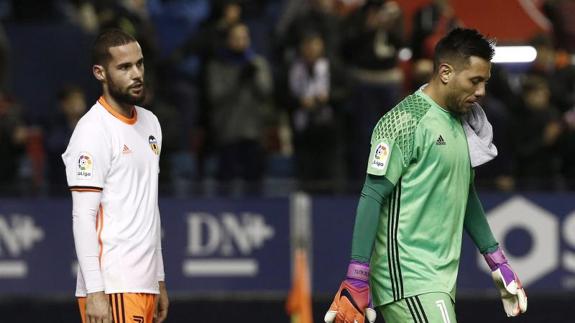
[433,28,495,72]
[91,29,137,66]
[57,84,83,102]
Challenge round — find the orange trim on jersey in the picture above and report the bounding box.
[97,205,104,266]
[98,96,137,125]
[70,188,103,193]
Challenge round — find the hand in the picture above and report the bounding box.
[484,247,528,317]
[86,291,112,323]
[154,281,169,323]
[301,97,316,109]
[543,121,562,145]
[324,261,376,323]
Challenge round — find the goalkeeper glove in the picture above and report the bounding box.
[324,261,376,323]
[483,247,528,317]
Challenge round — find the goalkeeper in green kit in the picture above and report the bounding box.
[325,28,527,323]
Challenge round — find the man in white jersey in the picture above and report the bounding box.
[62,29,168,323]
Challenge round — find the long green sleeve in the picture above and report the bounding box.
[351,174,395,262]
[464,184,499,254]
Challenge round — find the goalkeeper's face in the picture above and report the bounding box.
[445,56,491,115]
[104,41,146,106]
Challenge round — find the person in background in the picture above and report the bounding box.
[341,0,404,184]
[205,22,273,194]
[289,33,341,192]
[513,75,564,190]
[0,92,27,195]
[45,85,87,194]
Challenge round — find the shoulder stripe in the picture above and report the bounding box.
[69,186,103,192]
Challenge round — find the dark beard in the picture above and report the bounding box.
[108,79,145,106]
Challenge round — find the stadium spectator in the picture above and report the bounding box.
[288,33,342,192]
[527,34,575,113]
[170,0,242,68]
[61,0,99,34]
[45,85,87,194]
[205,22,273,194]
[410,0,460,60]
[165,0,244,182]
[276,0,343,64]
[340,0,404,183]
[513,75,564,190]
[0,92,27,195]
[542,0,575,53]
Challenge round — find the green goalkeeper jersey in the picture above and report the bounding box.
[366,89,471,307]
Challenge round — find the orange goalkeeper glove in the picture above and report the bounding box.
[324,261,376,323]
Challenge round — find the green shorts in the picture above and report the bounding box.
[377,292,456,323]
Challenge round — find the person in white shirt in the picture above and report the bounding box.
[62,29,168,323]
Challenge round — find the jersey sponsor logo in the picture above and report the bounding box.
[149,135,160,155]
[122,144,132,154]
[371,142,390,170]
[76,152,93,179]
[133,315,144,323]
[436,135,446,145]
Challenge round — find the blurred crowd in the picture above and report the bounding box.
[0,0,575,197]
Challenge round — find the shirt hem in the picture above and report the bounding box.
[75,288,160,297]
[374,288,455,307]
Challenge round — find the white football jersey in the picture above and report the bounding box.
[63,97,164,296]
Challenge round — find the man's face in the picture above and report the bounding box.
[445,56,491,115]
[104,42,145,105]
[227,24,250,53]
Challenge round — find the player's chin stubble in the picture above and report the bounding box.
[109,82,146,106]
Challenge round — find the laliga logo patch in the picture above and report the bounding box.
[77,152,93,179]
[149,135,160,155]
[371,142,390,170]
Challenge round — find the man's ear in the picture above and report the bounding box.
[93,65,106,82]
[438,63,453,84]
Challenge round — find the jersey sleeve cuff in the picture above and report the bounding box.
[69,186,103,192]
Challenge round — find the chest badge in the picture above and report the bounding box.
[149,135,160,155]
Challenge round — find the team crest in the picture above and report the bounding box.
[149,135,160,155]
[77,152,93,179]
